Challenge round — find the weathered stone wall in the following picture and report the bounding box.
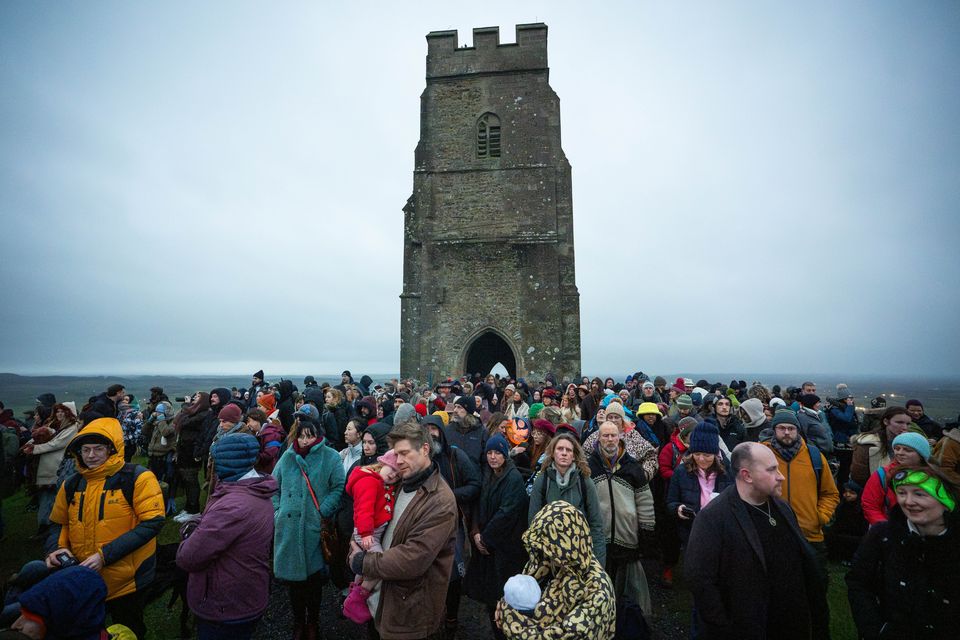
[401,24,581,382]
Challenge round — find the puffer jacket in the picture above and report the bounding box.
[255,422,285,474]
[30,420,79,486]
[346,466,396,538]
[271,440,345,581]
[497,501,616,639]
[658,430,689,481]
[861,461,900,525]
[50,418,165,600]
[177,472,278,622]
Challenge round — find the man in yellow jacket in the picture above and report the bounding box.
[46,417,165,638]
[764,409,839,553]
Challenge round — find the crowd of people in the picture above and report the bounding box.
[1,369,958,640]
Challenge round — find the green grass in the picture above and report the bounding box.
[665,557,858,639]
[4,462,860,640]
[827,565,857,640]
[1,456,203,639]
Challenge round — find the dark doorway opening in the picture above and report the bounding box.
[464,331,517,379]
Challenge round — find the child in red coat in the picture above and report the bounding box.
[342,449,400,623]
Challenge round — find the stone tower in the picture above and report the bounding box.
[400,23,581,383]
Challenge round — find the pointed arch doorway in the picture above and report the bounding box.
[463,330,518,379]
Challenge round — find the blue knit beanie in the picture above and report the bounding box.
[19,566,107,639]
[892,432,931,461]
[689,422,720,454]
[212,433,260,482]
[485,433,510,458]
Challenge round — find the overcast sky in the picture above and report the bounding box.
[2,1,958,377]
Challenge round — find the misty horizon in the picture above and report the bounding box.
[2,2,958,377]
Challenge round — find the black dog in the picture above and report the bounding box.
[140,542,191,638]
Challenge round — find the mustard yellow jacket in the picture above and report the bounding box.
[764,438,840,542]
[50,418,165,600]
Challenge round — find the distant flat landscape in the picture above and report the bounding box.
[2,372,958,423]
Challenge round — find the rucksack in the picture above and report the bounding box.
[807,443,823,489]
[63,462,145,509]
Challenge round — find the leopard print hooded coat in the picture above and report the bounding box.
[497,500,616,639]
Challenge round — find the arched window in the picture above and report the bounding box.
[477,113,501,158]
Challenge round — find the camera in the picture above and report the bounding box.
[56,552,78,568]
[175,396,190,403]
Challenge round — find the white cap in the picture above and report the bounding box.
[503,574,540,611]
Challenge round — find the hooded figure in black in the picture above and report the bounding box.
[194,388,233,468]
[276,379,296,431]
[425,415,482,638]
[357,375,373,397]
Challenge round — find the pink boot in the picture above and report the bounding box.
[342,581,373,624]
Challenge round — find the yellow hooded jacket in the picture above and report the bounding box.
[50,418,165,600]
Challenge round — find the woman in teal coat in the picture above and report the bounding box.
[272,417,345,638]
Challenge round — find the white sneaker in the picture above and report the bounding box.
[172,511,189,522]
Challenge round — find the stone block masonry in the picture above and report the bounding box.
[400,24,581,382]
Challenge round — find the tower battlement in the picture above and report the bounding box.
[426,23,548,78]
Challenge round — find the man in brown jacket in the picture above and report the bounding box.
[350,420,458,640]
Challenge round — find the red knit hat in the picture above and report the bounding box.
[532,418,556,437]
[218,404,243,424]
[414,403,427,417]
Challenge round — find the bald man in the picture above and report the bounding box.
[684,443,830,640]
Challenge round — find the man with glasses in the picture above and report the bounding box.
[46,417,165,638]
[763,409,839,558]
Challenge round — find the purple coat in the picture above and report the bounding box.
[176,473,278,622]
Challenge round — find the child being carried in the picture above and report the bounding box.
[342,449,401,623]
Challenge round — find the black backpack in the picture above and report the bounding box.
[62,462,145,508]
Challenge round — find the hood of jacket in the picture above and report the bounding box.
[359,375,373,394]
[427,416,451,454]
[358,395,378,416]
[18,566,107,640]
[523,500,594,581]
[66,417,126,478]
[277,379,295,402]
[210,387,232,410]
[303,386,325,407]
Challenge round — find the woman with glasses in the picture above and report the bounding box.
[846,464,959,638]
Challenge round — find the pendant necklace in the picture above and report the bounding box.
[747,500,777,527]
